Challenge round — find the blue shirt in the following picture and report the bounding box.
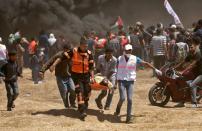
[136,57,142,64]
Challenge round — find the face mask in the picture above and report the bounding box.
[125,54,131,58]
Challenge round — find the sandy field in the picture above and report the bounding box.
[0,69,202,131]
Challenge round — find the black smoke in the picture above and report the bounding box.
[0,0,116,42]
[0,0,201,42]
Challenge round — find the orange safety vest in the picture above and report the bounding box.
[71,48,93,74]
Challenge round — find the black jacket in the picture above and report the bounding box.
[1,60,21,82]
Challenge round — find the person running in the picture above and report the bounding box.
[50,36,95,121]
[95,47,117,110]
[40,43,76,108]
[0,50,22,111]
[114,44,159,123]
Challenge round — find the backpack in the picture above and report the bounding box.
[176,42,188,63]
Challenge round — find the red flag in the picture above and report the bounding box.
[111,16,123,29]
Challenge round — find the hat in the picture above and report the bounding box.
[171,24,177,29]
[124,44,133,50]
[49,33,55,38]
[136,21,142,26]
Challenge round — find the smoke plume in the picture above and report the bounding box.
[0,0,201,42]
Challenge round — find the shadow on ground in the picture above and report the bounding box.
[32,108,125,123]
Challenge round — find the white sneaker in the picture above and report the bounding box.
[192,104,199,108]
[38,81,43,84]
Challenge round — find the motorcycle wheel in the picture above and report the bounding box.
[148,83,170,107]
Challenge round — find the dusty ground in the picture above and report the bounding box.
[0,69,202,131]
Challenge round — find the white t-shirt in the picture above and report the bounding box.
[0,44,7,60]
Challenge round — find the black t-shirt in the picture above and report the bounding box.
[185,49,201,62]
[185,49,202,75]
[196,58,202,75]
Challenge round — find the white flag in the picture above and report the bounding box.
[164,0,183,27]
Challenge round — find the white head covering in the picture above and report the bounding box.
[125,44,133,50]
[48,33,57,46]
[171,24,177,29]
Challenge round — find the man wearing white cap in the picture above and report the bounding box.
[170,24,180,39]
[114,44,160,123]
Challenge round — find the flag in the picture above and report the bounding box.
[111,16,123,29]
[164,0,183,27]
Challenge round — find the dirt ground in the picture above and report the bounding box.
[0,69,202,131]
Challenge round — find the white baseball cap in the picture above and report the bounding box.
[125,44,133,50]
[171,24,177,29]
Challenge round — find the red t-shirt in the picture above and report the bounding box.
[29,40,37,54]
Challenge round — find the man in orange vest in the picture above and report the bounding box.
[50,36,95,121]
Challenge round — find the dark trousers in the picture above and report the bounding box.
[5,82,19,108]
[72,73,91,114]
[153,55,166,76]
[31,66,40,84]
[153,55,166,69]
[97,89,114,108]
[96,75,116,108]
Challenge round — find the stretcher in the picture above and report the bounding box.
[90,74,113,91]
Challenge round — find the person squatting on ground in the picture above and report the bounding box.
[40,43,76,108]
[114,44,159,124]
[95,47,117,110]
[50,36,95,121]
[0,50,22,111]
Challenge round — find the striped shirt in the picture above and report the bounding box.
[151,35,167,56]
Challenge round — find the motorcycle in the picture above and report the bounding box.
[149,63,202,107]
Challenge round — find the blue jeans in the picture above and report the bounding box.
[187,75,202,103]
[56,76,76,107]
[116,80,134,117]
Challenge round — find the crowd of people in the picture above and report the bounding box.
[0,19,202,123]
